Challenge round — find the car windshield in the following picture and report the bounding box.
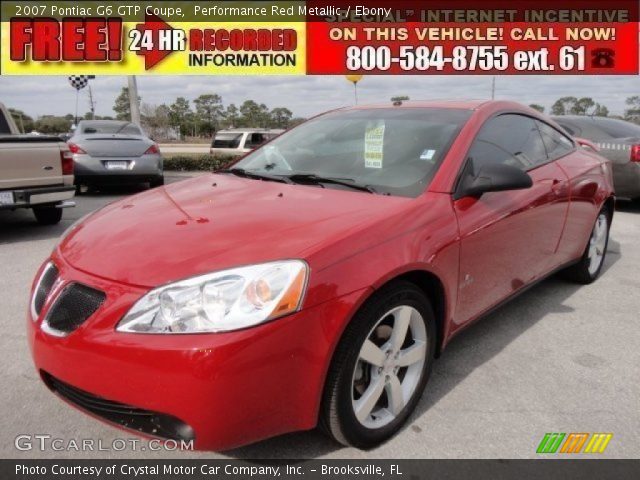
[594,118,640,138]
[80,122,142,135]
[234,108,471,197]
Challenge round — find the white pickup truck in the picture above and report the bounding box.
[0,102,75,225]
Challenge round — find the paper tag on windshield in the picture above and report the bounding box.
[364,123,385,169]
[420,149,436,160]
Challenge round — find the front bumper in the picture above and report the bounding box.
[0,185,75,210]
[74,174,163,186]
[28,252,361,450]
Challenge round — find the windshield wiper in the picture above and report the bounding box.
[218,167,292,184]
[286,173,377,194]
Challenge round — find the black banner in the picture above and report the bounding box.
[4,459,640,480]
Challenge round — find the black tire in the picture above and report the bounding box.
[150,176,165,188]
[33,206,63,225]
[320,281,436,448]
[561,207,611,284]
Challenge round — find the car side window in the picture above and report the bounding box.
[467,114,548,172]
[0,112,12,134]
[536,121,574,160]
[245,133,266,148]
[556,122,577,137]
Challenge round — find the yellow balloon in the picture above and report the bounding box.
[345,75,363,84]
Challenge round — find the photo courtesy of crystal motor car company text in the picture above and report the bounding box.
[0,1,639,474]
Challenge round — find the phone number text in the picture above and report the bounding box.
[346,45,586,72]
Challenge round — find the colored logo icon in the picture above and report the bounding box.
[537,433,613,454]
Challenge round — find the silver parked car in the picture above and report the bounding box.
[553,115,640,200]
[69,120,164,191]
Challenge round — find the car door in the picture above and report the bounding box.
[452,114,570,327]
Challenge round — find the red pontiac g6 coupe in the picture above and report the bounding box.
[28,101,614,450]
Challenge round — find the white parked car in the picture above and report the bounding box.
[210,128,284,156]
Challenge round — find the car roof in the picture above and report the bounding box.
[552,115,629,124]
[216,128,284,133]
[78,120,135,126]
[340,99,539,113]
[344,99,511,110]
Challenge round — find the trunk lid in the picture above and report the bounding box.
[76,134,152,158]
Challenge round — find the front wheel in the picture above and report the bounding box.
[562,209,611,284]
[149,176,165,188]
[321,281,436,448]
[33,206,63,225]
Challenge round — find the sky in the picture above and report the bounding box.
[0,75,637,119]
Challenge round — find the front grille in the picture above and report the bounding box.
[33,263,59,316]
[45,283,106,334]
[42,372,195,442]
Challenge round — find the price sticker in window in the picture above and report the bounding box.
[364,123,385,168]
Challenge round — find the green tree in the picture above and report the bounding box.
[571,97,595,115]
[528,104,545,113]
[35,116,72,134]
[551,96,578,116]
[224,103,240,128]
[625,96,640,122]
[239,100,270,127]
[288,117,307,128]
[593,104,609,117]
[551,97,603,116]
[169,97,192,136]
[269,107,293,128]
[113,87,141,121]
[193,94,224,134]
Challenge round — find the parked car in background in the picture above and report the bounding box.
[553,115,640,200]
[29,101,613,451]
[210,128,284,156]
[0,102,75,225]
[69,120,163,192]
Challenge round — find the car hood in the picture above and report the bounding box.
[59,174,410,287]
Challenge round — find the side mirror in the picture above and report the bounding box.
[455,163,533,199]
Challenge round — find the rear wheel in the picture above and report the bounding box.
[562,209,610,284]
[33,206,63,225]
[321,281,436,448]
[150,176,165,188]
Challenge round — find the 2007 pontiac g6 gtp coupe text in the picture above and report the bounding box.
[28,101,614,450]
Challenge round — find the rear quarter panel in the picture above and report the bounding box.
[555,149,613,261]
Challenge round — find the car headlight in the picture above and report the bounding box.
[116,260,308,334]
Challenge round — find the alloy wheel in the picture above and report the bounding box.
[587,213,608,276]
[351,305,427,429]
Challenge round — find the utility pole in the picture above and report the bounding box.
[491,76,496,100]
[88,84,96,119]
[127,76,141,125]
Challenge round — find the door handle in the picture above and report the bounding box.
[551,178,564,195]
[42,166,53,171]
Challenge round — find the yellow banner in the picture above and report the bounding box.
[0,21,306,75]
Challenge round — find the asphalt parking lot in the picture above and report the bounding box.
[1,174,639,459]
